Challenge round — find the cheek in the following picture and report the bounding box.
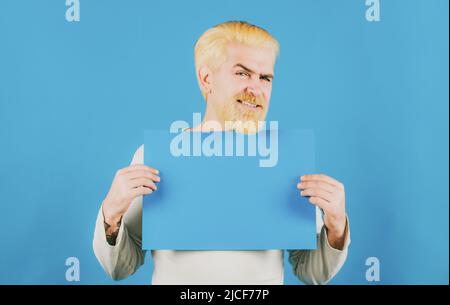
[263,86,273,103]
[224,78,247,99]
[229,76,246,92]
[214,75,238,97]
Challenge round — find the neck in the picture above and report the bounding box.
[191,105,224,132]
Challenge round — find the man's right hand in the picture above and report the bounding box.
[102,164,160,234]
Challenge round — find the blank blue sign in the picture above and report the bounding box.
[143,129,316,250]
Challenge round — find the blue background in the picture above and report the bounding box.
[0,0,448,284]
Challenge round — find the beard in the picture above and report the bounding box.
[217,91,268,134]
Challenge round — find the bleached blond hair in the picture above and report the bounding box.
[194,21,279,99]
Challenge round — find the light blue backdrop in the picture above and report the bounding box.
[0,0,448,284]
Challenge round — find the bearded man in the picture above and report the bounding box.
[93,21,350,285]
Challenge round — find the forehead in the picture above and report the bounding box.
[223,42,276,74]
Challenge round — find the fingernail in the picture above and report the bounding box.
[300,191,304,196]
[300,175,305,181]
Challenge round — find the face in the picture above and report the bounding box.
[201,42,276,130]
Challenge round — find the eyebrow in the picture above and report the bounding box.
[234,63,274,80]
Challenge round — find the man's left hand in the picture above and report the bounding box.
[297,174,347,250]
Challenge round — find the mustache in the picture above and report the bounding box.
[234,92,265,107]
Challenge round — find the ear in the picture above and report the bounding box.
[197,66,212,98]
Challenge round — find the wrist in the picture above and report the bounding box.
[326,217,347,239]
[325,216,347,250]
[102,199,123,226]
[328,215,347,234]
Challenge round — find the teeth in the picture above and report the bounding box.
[241,101,257,108]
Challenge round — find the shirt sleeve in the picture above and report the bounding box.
[92,144,147,281]
[287,208,351,285]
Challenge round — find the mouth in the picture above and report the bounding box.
[236,99,262,110]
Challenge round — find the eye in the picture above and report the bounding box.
[261,76,272,83]
[235,71,250,77]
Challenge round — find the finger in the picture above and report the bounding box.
[301,174,342,188]
[308,196,329,210]
[130,186,153,197]
[127,170,160,182]
[297,181,335,193]
[129,178,157,191]
[300,188,333,202]
[123,164,159,175]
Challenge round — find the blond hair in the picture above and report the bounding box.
[194,21,279,99]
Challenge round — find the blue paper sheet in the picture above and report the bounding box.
[143,129,316,250]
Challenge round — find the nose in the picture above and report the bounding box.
[245,78,263,98]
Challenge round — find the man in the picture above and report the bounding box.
[93,21,350,285]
